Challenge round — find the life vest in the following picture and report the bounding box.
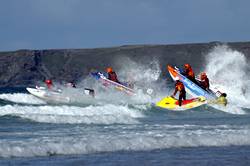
[108,72,119,82]
[45,80,53,89]
[175,82,185,91]
[217,96,227,106]
[186,68,195,78]
[201,77,209,89]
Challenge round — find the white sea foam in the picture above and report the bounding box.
[0,104,144,124]
[75,58,166,105]
[0,93,45,104]
[205,45,250,113]
[0,124,249,157]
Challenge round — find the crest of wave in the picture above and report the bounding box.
[0,104,144,124]
[205,45,250,110]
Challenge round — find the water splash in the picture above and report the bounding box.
[117,57,161,83]
[205,45,250,113]
[75,57,166,104]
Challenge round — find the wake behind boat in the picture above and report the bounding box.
[26,86,95,105]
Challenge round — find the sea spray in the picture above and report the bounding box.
[74,57,169,104]
[117,57,161,83]
[116,57,171,102]
[205,45,250,112]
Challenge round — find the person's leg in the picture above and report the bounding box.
[178,94,182,106]
[183,91,186,100]
[179,92,185,106]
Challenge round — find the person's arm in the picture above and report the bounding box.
[224,98,228,106]
[114,73,120,83]
[172,87,177,97]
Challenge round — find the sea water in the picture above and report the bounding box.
[0,45,250,165]
[0,88,250,166]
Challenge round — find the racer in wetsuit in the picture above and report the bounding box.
[172,80,186,106]
[199,72,210,90]
[106,67,120,83]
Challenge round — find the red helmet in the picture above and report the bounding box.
[45,79,52,84]
[184,63,191,69]
[106,67,113,73]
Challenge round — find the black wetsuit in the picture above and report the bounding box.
[178,90,186,106]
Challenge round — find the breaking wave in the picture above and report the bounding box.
[205,45,250,114]
[0,104,144,124]
[0,124,249,157]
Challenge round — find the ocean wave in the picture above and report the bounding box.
[0,124,249,158]
[0,104,144,124]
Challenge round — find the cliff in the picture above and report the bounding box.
[0,41,250,87]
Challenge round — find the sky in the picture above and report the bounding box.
[0,0,250,51]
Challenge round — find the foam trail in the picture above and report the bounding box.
[0,104,144,124]
[0,93,45,104]
[205,45,250,113]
